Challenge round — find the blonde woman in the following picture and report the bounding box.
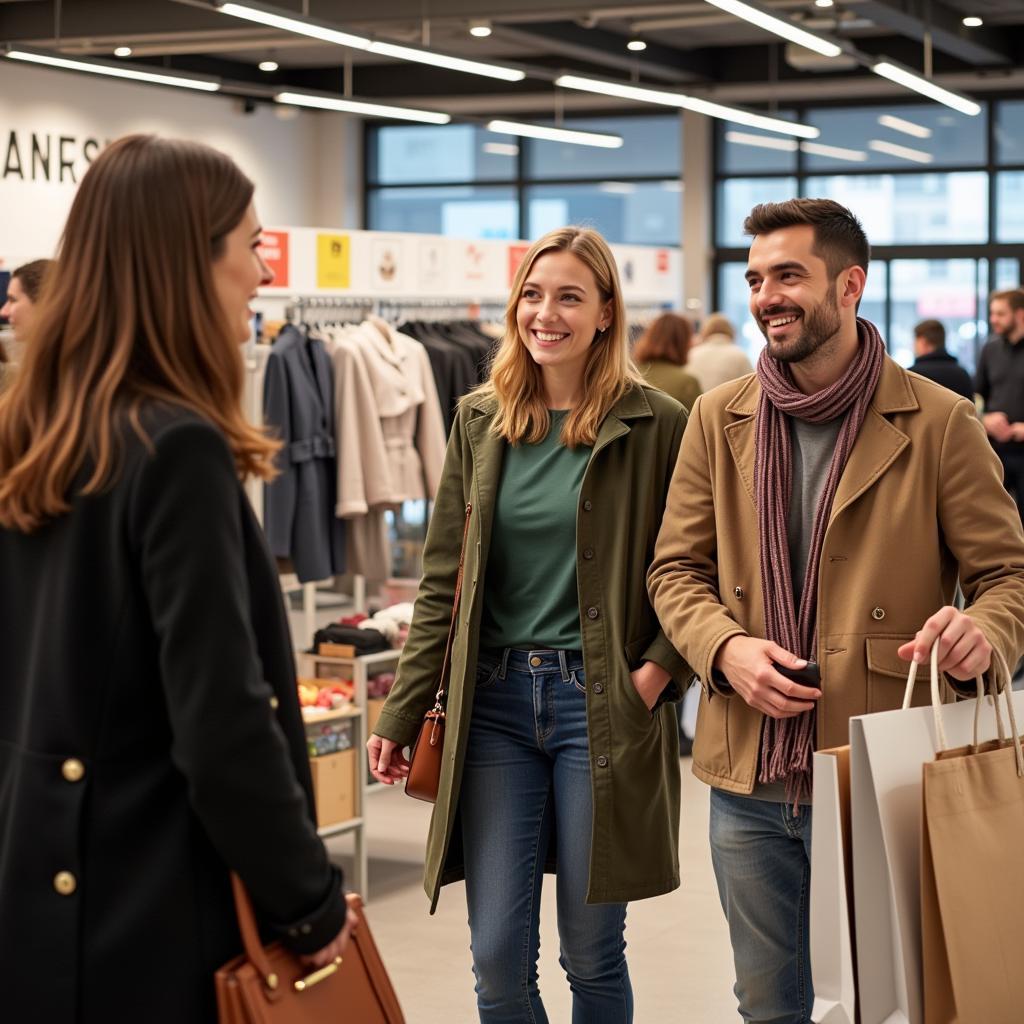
[367,226,692,1022]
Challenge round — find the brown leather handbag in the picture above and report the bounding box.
[215,874,405,1023]
[405,501,472,803]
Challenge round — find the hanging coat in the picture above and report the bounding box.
[262,324,346,582]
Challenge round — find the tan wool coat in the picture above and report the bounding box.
[648,358,1024,793]
[374,385,693,910]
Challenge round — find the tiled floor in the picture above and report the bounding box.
[325,761,739,1023]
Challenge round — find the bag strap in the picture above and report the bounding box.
[229,873,278,987]
[430,502,473,713]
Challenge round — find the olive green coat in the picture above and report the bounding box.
[374,384,693,910]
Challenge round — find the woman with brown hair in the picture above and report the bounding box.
[0,135,354,1022]
[1,258,54,343]
[366,226,692,1022]
[633,311,702,411]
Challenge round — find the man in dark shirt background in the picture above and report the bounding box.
[976,288,1024,521]
[909,318,975,402]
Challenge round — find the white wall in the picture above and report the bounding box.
[0,61,362,270]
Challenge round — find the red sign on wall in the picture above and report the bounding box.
[656,249,670,274]
[508,244,530,286]
[260,230,290,288]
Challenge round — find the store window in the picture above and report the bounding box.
[996,172,1024,243]
[803,103,986,172]
[716,177,798,247]
[367,114,682,243]
[525,115,681,180]
[804,172,988,245]
[367,185,519,240]
[368,124,516,185]
[526,180,680,246]
[995,100,1024,166]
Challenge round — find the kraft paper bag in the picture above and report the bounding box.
[811,746,858,1024]
[849,657,1024,1024]
[920,649,1024,1024]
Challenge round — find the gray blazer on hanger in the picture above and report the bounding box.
[263,324,347,583]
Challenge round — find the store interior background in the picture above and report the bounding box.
[1,0,1022,1018]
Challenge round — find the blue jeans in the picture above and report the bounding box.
[709,788,814,1024]
[460,647,633,1024]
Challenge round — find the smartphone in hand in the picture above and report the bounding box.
[773,661,821,688]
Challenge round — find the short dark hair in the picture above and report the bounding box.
[11,259,54,303]
[744,198,870,280]
[914,319,945,350]
[633,312,693,366]
[990,289,1024,315]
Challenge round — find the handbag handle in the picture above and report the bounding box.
[904,641,1024,776]
[429,501,473,714]
[229,872,280,990]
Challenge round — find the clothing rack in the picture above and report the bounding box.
[376,296,506,324]
[284,295,376,324]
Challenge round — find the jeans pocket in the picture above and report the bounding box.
[569,667,586,694]
[475,660,501,689]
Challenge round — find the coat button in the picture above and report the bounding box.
[593,682,604,694]
[596,755,609,767]
[530,656,542,667]
[587,607,599,620]
[583,500,593,512]
[269,696,280,710]
[734,587,744,600]
[583,548,594,560]
[300,923,312,935]
[871,607,886,621]
[54,871,77,896]
[61,758,85,783]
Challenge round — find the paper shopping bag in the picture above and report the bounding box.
[810,746,858,1024]
[921,651,1024,1024]
[850,657,1024,1024]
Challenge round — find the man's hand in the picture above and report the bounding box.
[713,636,821,719]
[1011,422,1024,443]
[983,411,1012,443]
[630,661,672,711]
[898,606,992,681]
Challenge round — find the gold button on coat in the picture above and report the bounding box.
[269,696,280,709]
[871,607,886,621]
[61,758,85,783]
[54,871,77,896]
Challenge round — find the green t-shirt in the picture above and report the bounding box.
[479,410,591,651]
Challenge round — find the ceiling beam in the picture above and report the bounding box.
[493,21,712,82]
[849,0,1013,66]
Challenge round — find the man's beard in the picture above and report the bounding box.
[759,287,842,364]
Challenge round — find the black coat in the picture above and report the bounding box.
[909,349,975,403]
[0,406,347,1023]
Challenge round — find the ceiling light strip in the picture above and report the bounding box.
[799,141,867,162]
[218,1,525,82]
[556,74,819,139]
[702,0,843,58]
[868,138,933,164]
[275,90,451,124]
[871,61,981,117]
[3,47,221,90]
[487,120,623,149]
[877,114,932,139]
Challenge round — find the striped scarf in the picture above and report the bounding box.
[755,317,886,805]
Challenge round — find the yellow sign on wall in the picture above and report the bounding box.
[316,233,350,289]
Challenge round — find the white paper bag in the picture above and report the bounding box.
[811,747,856,1024]
[850,676,1024,1024]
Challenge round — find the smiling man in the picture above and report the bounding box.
[648,198,1024,1023]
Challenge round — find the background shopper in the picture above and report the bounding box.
[976,288,1024,521]
[687,311,753,393]
[908,318,974,401]
[0,135,354,1023]
[649,199,1024,1024]
[633,311,702,411]
[0,258,53,343]
[367,226,692,1024]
